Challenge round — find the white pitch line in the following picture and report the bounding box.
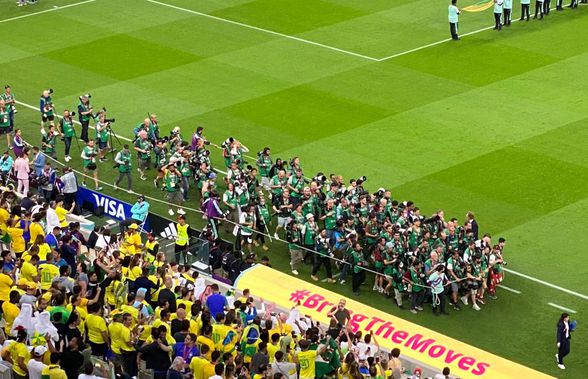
[145,0,380,62]
[376,6,565,61]
[14,99,588,303]
[548,302,577,314]
[505,268,588,301]
[0,0,96,25]
[498,284,521,294]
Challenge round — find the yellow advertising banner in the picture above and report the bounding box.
[235,265,555,379]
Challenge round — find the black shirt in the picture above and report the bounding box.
[61,350,84,379]
[158,289,177,312]
[140,342,171,371]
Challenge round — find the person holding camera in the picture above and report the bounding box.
[350,242,367,296]
[163,164,185,216]
[39,162,57,201]
[0,86,16,131]
[42,124,59,159]
[81,139,103,190]
[39,89,54,131]
[285,220,303,275]
[114,144,132,192]
[256,147,272,192]
[273,188,293,239]
[407,260,425,314]
[59,109,76,162]
[0,100,11,148]
[94,113,110,162]
[77,94,93,143]
[134,130,152,181]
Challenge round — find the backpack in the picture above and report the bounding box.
[221,251,237,273]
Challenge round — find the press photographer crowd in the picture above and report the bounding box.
[0,86,507,379]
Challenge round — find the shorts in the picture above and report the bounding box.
[261,176,271,191]
[98,140,108,150]
[467,280,480,291]
[139,158,150,170]
[277,216,291,228]
[0,127,12,135]
[166,190,183,203]
[451,282,459,293]
[42,114,55,122]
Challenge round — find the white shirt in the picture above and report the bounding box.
[27,360,47,379]
[209,375,223,379]
[448,4,460,23]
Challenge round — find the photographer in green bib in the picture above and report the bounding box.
[133,130,152,181]
[256,147,272,192]
[0,100,11,148]
[81,139,102,190]
[77,94,93,143]
[58,109,76,162]
[94,112,110,162]
[114,144,132,192]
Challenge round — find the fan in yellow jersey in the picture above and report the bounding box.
[297,338,330,379]
[85,302,109,359]
[121,223,142,257]
[39,254,60,291]
[6,218,26,258]
[8,329,31,379]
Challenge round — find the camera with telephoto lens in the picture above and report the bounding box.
[356,175,367,185]
[221,137,234,149]
[69,111,76,117]
[313,172,327,184]
[47,89,54,95]
[104,118,116,123]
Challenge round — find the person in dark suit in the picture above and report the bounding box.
[556,313,572,370]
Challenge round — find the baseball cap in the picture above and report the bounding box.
[129,223,139,230]
[33,345,47,357]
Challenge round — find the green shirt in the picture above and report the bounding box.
[256,155,272,177]
[95,122,109,143]
[164,170,180,192]
[135,138,151,160]
[323,208,336,230]
[60,117,75,138]
[78,101,91,122]
[0,109,9,128]
[43,133,57,153]
[81,146,97,166]
[116,151,132,173]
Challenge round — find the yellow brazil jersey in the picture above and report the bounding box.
[0,273,13,301]
[2,301,19,334]
[270,323,293,337]
[119,325,135,352]
[0,207,9,231]
[20,261,38,282]
[109,321,123,354]
[190,356,207,379]
[176,299,193,314]
[38,243,50,261]
[10,341,30,376]
[67,303,88,333]
[39,263,59,291]
[196,335,215,361]
[41,364,67,379]
[122,233,142,256]
[55,206,69,227]
[212,324,233,351]
[297,350,317,379]
[86,313,108,344]
[202,362,215,379]
[29,222,45,245]
[7,226,25,253]
[267,342,279,362]
[189,317,201,335]
[105,280,123,307]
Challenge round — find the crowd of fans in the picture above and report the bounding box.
[0,86,507,379]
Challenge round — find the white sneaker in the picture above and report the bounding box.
[113,182,118,190]
[273,233,279,239]
[177,208,186,215]
[291,270,299,276]
[473,303,481,311]
[558,364,565,370]
[461,295,469,305]
[168,209,174,216]
[64,156,71,162]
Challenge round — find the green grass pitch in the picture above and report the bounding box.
[1,0,588,376]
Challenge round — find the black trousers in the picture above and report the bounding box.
[119,217,142,233]
[410,290,425,310]
[449,22,458,39]
[494,12,502,29]
[311,255,332,278]
[556,0,563,8]
[121,350,138,378]
[64,136,72,156]
[503,8,512,24]
[557,339,570,364]
[535,1,544,17]
[80,120,90,142]
[432,291,447,314]
[352,270,365,293]
[521,4,531,19]
[569,0,578,7]
[544,0,551,13]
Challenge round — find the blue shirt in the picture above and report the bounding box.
[130,201,150,222]
[494,0,504,12]
[206,293,227,318]
[504,0,513,9]
[0,155,13,173]
[173,343,200,362]
[45,233,59,250]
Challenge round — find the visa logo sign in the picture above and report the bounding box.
[92,194,127,219]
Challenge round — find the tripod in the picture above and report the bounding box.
[106,125,123,158]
